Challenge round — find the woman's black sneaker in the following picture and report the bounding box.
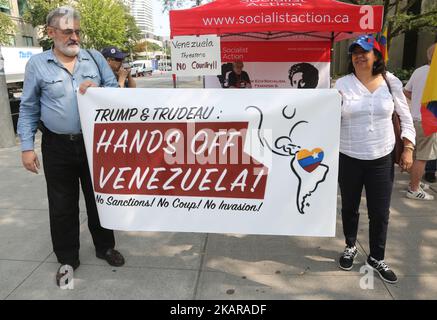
[366,256,398,284]
[339,246,358,271]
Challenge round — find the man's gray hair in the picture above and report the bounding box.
[46,6,80,28]
[427,43,436,62]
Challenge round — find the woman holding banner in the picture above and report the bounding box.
[334,35,416,284]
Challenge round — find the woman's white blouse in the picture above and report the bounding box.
[334,72,416,161]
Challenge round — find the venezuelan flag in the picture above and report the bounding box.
[421,48,437,136]
[380,28,389,63]
[376,28,389,63]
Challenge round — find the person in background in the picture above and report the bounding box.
[403,43,437,199]
[101,46,136,88]
[424,160,436,183]
[335,35,415,284]
[17,7,125,287]
[228,61,252,88]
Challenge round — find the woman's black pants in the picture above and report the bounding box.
[338,152,394,261]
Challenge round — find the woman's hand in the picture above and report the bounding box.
[399,148,414,172]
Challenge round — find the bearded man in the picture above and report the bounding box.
[17,6,125,287]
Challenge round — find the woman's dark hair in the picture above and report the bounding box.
[347,48,386,76]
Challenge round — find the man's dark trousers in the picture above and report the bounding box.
[41,128,115,266]
[425,160,436,174]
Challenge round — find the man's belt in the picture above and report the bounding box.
[39,122,83,142]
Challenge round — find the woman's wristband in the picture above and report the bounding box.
[404,145,415,151]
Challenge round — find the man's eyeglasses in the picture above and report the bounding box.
[50,26,81,37]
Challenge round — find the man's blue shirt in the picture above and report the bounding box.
[18,48,118,151]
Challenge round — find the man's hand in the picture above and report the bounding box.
[22,150,40,174]
[79,80,98,95]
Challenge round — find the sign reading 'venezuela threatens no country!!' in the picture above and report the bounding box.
[77,88,341,236]
[171,35,222,76]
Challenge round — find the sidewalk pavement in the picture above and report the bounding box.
[0,133,436,300]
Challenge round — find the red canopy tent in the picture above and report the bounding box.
[169,0,384,89]
[170,0,384,42]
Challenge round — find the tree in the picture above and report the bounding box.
[133,40,162,54]
[23,0,68,49]
[24,0,141,52]
[76,0,127,50]
[0,12,15,45]
[340,0,437,48]
[24,0,68,27]
[161,0,211,12]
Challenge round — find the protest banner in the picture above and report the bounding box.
[78,88,341,236]
[171,35,222,76]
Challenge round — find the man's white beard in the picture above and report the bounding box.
[55,40,80,57]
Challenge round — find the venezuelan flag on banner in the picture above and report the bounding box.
[421,49,437,136]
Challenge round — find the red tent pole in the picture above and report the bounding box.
[330,32,335,88]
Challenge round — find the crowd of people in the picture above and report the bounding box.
[15,6,436,287]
